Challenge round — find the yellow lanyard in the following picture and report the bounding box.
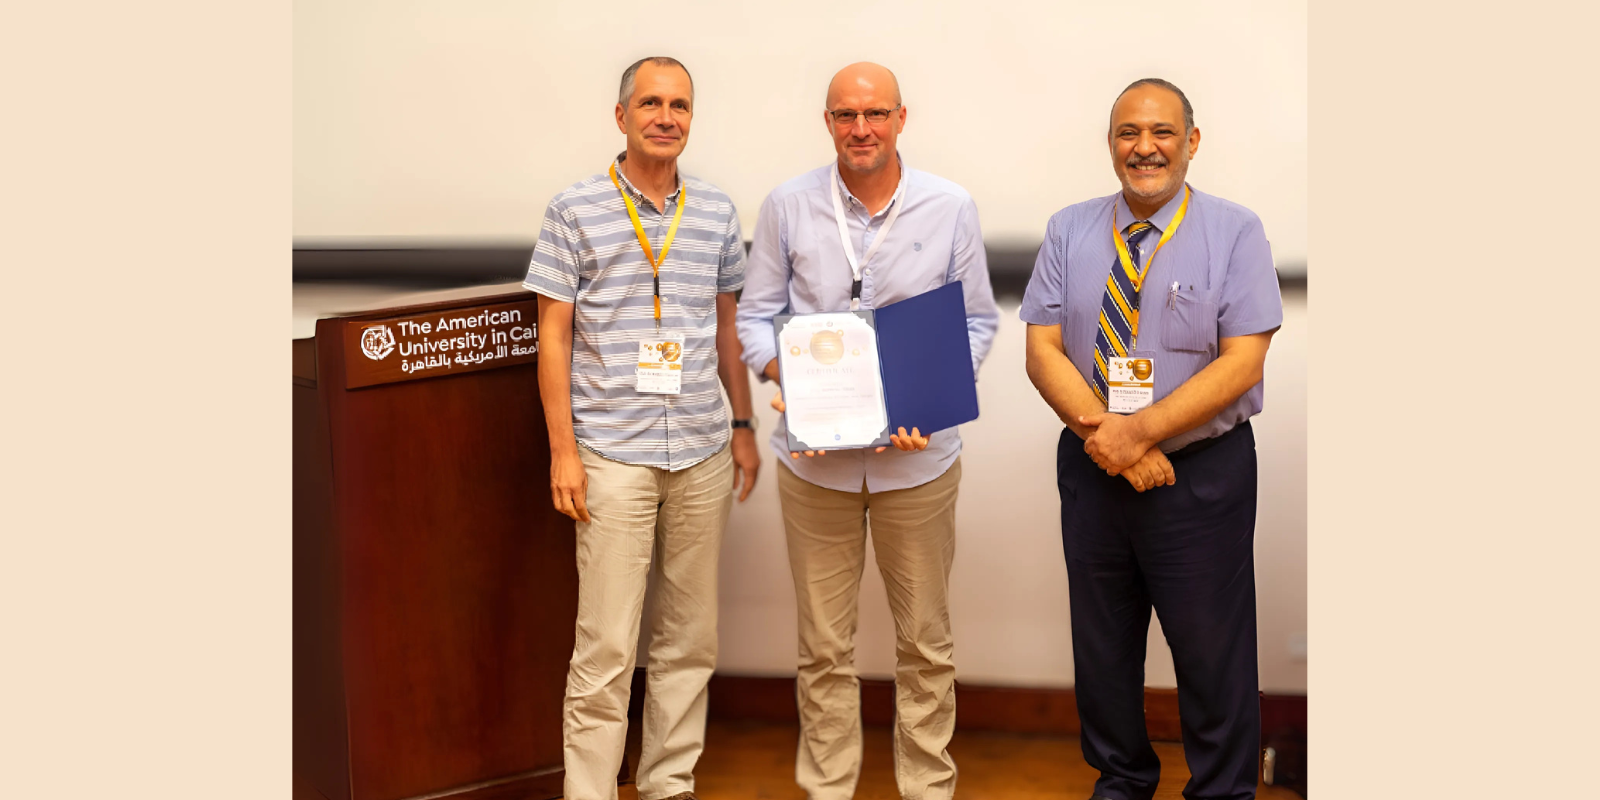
[610,162,687,321]
[1112,184,1191,295]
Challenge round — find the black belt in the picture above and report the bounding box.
[1167,420,1250,459]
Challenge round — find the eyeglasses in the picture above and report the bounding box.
[827,104,901,126]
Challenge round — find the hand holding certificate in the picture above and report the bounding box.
[773,282,980,453]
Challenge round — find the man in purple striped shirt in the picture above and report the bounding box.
[1020,79,1283,800]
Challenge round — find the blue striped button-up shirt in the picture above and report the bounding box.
[1018,184,1284,452]
[735,158,1000,493]
[523,155,745,470]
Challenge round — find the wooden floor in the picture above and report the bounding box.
[610,719,1301,800]
[292,719,1302,799]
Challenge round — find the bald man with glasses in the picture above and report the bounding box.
[735,62,999,800]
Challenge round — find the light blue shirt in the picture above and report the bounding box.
[736,157,1000,493]
[1018,184,1284,452]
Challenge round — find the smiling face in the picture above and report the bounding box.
[1108,84,1201,213]
[616,61,693,163]
[824,63,905,176]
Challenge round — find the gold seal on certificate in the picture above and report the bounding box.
[775,313,890,449]
[809,330,845,364]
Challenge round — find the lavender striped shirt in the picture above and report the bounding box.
[1018,184,1283,452]
[523,154,745,470]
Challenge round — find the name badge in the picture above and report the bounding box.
[1106,357,1155,414]
[636,335,684,394]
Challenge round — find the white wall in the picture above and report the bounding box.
[716,296,1307,693]
[294,0,1307,271]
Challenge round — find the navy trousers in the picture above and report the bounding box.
[1056,422,1260,800]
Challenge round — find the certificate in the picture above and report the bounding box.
[774,311,891,450]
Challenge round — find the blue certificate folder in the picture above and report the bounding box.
[775,281,980,452]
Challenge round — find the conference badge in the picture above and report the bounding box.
[1106,356,1155,413]
[636,335,684,394]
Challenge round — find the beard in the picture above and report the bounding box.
[1121,157,1187,203]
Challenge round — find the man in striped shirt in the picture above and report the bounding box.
[522,56,760,800]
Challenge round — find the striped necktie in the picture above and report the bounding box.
[1091,221,1158,404]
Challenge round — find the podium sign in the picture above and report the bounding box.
[342,297,540,389]
[300,291,575,800]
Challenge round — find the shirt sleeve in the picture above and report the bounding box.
[1018,211,1066,326]
[949,197,1000,377]
[717,203,746,294]
[733,190,791,382]
[1217,211,1284,339]
[522,198,582,303]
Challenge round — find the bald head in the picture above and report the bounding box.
[824,61,906,177]
[826,62,902,108]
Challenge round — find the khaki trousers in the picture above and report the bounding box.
[562,446,734,800]
[776,459,962,800]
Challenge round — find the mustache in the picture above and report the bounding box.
[1127,157,1169,167]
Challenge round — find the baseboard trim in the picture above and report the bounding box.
[392,768,564,800]
[629,671,1305,744]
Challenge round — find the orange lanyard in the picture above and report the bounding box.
[1112,185,1190,346]
[609,163,686,321]
[1112,184,1191,293]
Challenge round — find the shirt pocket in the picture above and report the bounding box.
[1161,290,1218,354]
[670,256,720,314]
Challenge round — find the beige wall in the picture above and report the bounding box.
[294,0,1307,270]
[295,0,1308,692]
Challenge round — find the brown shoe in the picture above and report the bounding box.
[656,794,697,800]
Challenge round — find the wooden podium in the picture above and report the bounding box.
[294,290,577,800]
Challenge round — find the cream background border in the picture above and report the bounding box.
[5,1,1595,798]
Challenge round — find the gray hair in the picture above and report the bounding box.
[618,56,694,106]
[1110,78,1195,134]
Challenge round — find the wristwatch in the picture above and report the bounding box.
[731,418,758,433]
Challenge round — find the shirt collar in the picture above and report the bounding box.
[832,152,908,219]
[1114,182,1191,234]
[613,152,684,210]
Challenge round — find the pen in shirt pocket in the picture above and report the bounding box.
[1169,281,1179,309]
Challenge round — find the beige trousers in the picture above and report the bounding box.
[562,445,734,800]
[776,459,963,800]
